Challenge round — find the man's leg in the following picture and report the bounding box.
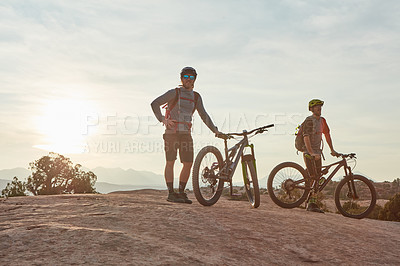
[163,133,177,194]
[315,158,322,177]
[303,153,316,179]
[163,133,184,203]
[164,160,185,203]
[164,160,175,194]
[176,134,193,204]
[179,162,193,192]
[303,153,324,213]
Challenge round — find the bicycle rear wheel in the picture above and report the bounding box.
[192,146,224,206]
[242,155,260,208]
[334,174,376,219]
[267,162,310,208]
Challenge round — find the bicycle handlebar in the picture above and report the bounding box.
[333,153,356,159]
[216,124,274,139]
[306,152,356,160]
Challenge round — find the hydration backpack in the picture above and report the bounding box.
[162,87,199,131]
[295,123,306,152]
[163,87,199,119]
[295,117,328,152]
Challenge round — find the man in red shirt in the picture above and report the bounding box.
[302,99,338,212]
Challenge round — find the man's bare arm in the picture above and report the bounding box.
[324,133,338,156]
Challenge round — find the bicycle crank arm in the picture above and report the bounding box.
[218,175,231,182]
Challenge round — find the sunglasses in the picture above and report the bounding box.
[183,75,195,80]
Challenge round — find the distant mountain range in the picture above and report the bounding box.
[0,167,380,195]
[90,167,164,186]
[0,167,31,181]
[94,182,165,194]
[90,167,166,193]
[0,167,166,194]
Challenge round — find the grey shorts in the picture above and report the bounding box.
[163,133,194,162]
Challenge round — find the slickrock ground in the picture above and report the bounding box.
[1,190,399,265]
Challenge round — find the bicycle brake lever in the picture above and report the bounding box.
[257,129,267,134]
[216,132,232,140]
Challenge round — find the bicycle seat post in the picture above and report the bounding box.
[224,138,229,161]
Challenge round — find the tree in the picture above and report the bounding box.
[1,177,26,198]
[392,178,400,194]
[68,164,97,194]
[378,193,400,222]
[26,152,74,195]
[26,152,97,195]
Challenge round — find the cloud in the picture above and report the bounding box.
[0,0,399,180]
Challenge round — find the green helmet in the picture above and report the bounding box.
[309,99,324,110]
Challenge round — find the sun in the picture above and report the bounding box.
[34,98,97,154]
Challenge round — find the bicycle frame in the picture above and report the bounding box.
[308,155,359,199]
[267,151,376,217]
[218,133,254,182]
[213,124,273,185]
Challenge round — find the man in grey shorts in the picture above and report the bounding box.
[151,67,221,203]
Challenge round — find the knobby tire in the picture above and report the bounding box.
[267,162,310,208]
[334,174,376,219]
[243,158,260,208]
[192,146,224,206]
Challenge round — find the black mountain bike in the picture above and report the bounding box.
[267,153,376,219]
[192,124,274,208]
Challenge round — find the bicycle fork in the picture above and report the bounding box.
[241,144,256,192]
[345,166,359,200]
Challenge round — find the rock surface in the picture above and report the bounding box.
[1,190,399,265]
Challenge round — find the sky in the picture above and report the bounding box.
[1,0,399,183]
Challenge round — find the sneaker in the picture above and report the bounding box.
[176,192,192,204]
[307,202,324,213]
[167,192,185,203]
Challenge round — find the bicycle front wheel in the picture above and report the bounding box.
[192,146,224,206]
[267,162,310,208]
[334,174,376,219]
[242,155,260,208]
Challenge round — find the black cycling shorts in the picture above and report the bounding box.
[163,133,194,163]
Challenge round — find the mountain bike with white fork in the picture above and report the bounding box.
[192,124,274,208]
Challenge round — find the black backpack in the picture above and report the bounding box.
[295,123,306,152]
[295,117,328,152]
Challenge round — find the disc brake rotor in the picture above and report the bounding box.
[283,179,295,192]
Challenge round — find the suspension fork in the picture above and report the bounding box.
[345,165,359,200]
[241,144,256,186]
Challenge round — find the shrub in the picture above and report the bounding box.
[315,192,329,212]
[367,204,383,220]
[260,188,268,195]
[1,177,26,198]
[378,193,400,222]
